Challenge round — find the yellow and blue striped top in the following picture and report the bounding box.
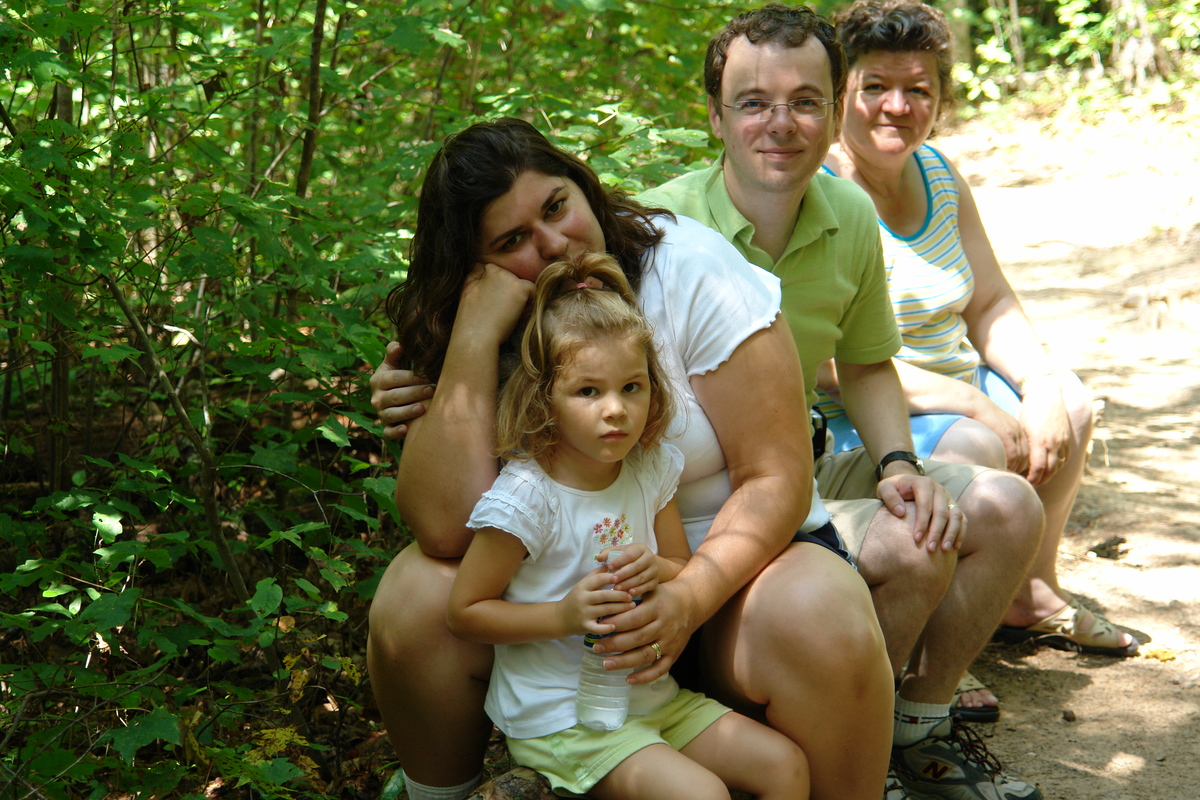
[817,144,980,420]
[884,144,979,383]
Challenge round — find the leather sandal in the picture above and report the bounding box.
[951,671,999,723]
[994,596,1139,656]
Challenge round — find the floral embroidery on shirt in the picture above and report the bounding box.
[592,514,632,550]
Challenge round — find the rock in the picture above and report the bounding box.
[466,768,556,800]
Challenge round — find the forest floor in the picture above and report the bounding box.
[929,96,1200,800]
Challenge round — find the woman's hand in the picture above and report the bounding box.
[558,567,636,637]
[455,262,535,346]
[370,342,434,441]
[971,397,1030,476]
[1018,376,1071,486]
[599,544,658,598]
[588,581,696,684]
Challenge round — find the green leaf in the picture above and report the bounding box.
[93,510,123,542]
[257,757,305,786]
[318,416,351,447]
[249,578,283,618]
[106,706,181,765]
[79,589,141,632]
[294,578,320,599]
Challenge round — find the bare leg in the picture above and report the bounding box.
[899,471,1043,705]
[856,503,959,675]
[590,744,731,800]
[931,375,1135,649]
[366,543,493,786]
[592,713,808,800]
[699,543,894,800]
[1001,373,1131,645]
[680,712,809,800]
[928,418,1006,710]
[929,417,1007,471]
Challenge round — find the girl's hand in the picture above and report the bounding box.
[455,262,534,347]
[599,544,658,597]
[558,567,636,637]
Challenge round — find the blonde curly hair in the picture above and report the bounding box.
[494,251,673,463]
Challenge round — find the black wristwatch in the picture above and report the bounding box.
[875,450,926,481]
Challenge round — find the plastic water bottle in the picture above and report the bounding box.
[576,550,635,730]
[576,633,634,730]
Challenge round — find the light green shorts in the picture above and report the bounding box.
[505,687,731,797]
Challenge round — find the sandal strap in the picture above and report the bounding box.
[1030,598,1121,648]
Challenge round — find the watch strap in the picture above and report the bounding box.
[875,450,925,481]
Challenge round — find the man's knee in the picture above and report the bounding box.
[860,509,958,601]
[959,470,1044,561]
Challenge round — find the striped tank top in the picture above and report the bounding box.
[816,145,980,420]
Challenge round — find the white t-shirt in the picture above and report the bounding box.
[468,444,685,739]
[639,215,829,550]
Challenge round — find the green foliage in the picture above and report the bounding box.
[0,0,736,796]
[2,0,1197,796]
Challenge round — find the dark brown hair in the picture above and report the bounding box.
[834,0,955,113]
[385,118,672,382]
[705,4,847,111]
[494,252,673,463]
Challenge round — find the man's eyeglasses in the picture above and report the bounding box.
[721,98,833,121]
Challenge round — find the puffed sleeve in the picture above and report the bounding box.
[466,464,558,562]
[641,216,782,378]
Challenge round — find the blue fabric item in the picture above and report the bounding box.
[828,366,1022,458]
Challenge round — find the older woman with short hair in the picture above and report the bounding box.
[820,0,1137,723]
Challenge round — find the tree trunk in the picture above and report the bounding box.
[1108,0,1170,88]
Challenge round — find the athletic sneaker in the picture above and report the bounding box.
[891,717,1043,800]
[886,766,935,799]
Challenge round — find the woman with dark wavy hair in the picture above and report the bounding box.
[387,118,667,383]
[368,117,892,800]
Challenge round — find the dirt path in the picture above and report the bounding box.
[934,108,1200,799]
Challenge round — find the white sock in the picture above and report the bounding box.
[401,770,483,800]
[893,694,950,747]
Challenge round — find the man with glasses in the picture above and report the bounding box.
[639,5,1045,800]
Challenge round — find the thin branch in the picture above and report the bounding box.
[98,272,282,675]
[295,0,329,200]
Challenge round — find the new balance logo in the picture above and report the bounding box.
[921,761,951,781]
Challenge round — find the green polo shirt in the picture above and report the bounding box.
[639,157,901,412]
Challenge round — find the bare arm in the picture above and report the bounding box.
[607,499,690,597]
[594,316,813,682]
[394,265,534,557]
[837,358,962,552]
[951,159,1070,485]
[447,528,636,645]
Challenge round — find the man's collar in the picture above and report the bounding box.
[706,154,843,263]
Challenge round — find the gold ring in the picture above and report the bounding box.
[948,503,959,511]
[650,642,663,661]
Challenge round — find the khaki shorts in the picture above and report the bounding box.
[506,687,730,797]
[816,446,988,559]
